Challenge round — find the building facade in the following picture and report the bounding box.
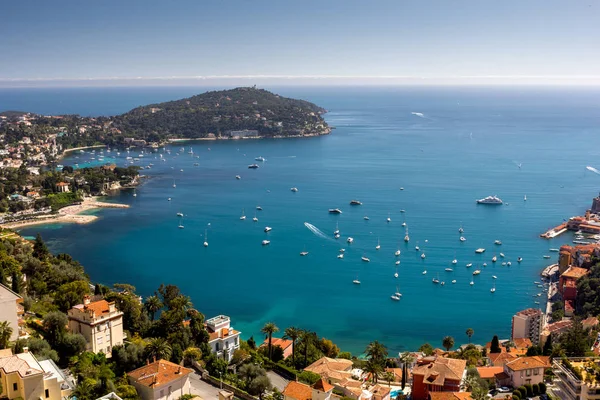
[512,308,545,345]
[205,315,241,362]
[127,359,193,400]
[0,284,22,342]
[67,296,124,357]
[553,358,600,400]
[503,356,550,388]
[411,357,466,400]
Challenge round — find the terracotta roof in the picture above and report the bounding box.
[505,356,550,371]
[495,372,510,380]
[562,266,589,279]
[56,182,69,186]
[84,299,111,316]
[513,338,533,349]
[304,357,353,380]
[282,381,312,400]
[128,359,192,387]
[412,357,466,386]
[429,392,473,400]
[313,378,334,392]
[476,366,504,379]
[370,384,391,400]
[583,316,600,329]
[515,308,543,317]
[0,355,43,378]
[385,367,407,382]
[260,337,294,351]
[488,352,517,366]
[544,320,573,334]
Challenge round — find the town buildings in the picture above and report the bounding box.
[127,359,193,400]
[410,356,466,400]
[553,357,600,400]
[503,356,550,388]
[0,283,22,342]
[67,295,124,357]
[205,315,241,363]
[283,379,334,400]
[0,350,73,400]
[304,357,356,384]
[511,308,545,345]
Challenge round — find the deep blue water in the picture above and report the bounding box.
[7,86,600,354]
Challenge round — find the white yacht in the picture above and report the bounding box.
[203,230,208,247]
[364,216,370,220]
[235,175,241,180]
[262,240,270,246]
[334,223,340,235]
[459,225,464,233]
[395,249,401,257]
[291,187,298,192]
[334,233,340,239]
[452,280,457,284]
[347,237,354,244]
[300,251,309,256]
[452,259,457,265]
[421,253,426,259]
[387,213,391,223]
[473,270,481,275]
[375,238,381,250]
[470,280,474,286]
[445,268,453,272]
[361,255,370,262]
[252,212,258,222]
[264,226,272,232]
[395,260,400,265]
[240,209,246,220]
[337,254,344,259]
[460,236,466,242]
[492,256,497,262]
[422,270,427,274]
[492,275,497,279]
[176,212,184,217]
[490,283,496,293]
[404,228,410,242]
[476,195,503,205]
[475,248,485,253]
[466,263,473,268]
[329,208,343,214]
[494,240,502,245]
[353,278,361,285]
[255,156,266,162]
[517,257,523,263]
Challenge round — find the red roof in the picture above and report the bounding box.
[127,359,192,387]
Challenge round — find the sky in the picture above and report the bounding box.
[2,0,600,86]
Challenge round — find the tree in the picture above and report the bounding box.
[365,359,383,383]
[365,341,387,383]
[283,326,301,365]
[60,333,87,359]
[239,364,266,384]
[249,375,271,399]
[490,335,501,353]
[560,319,590,356]
[526,345,542,356]
[418,343,434,356]
[261,322,279,361]
[382,371,395,386]
[0,321,13,349]
[300,330,316,368]
[466,328,474,344]
[42,311,68,349]
[319,338,339,358]
[145,338,172,361]
[183,347,202,366]
[144,295,163,321]
[398,352,414,390]
[54,280,90,311]
[543,334,553,356]
[33,233,49,259]
[442,336,455,352]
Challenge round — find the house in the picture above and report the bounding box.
[540,319,573,347]
[260,337,294,359]
[512,308,545,345]
[96,393,124,400]
[0,284,22,341]
[553,357,600,400]
[475,366,504,386]
[503,356,550,388]
[56,182,70,192]
[304,357,355,384]
[127,359,193,400]
[283,378,334,400]
[560,266,589,315]
[67,295,124,357]
[487,352,518,367]
[205,315,241,362]
[429,393,473,400]
[411,357,466,400]
[0,350,73,399]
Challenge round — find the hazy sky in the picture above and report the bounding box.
[2,0,600,86]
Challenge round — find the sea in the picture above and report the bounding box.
[2,85,600,355]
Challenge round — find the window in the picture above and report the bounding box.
[216,343,220,351]
[534,368,539,375]
[526,369,531,376]
[13,382,17,391]
[45,389,49,398]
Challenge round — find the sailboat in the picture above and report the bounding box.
[404,227,410,242]
[361,253,370,262]
[240,209,246,220]
[432,273,440,284]
[391,285,401,301]
[203,229,208,247]
[252,211,258,222]
[395,244,401,256]
[173,180,176,188]
[387,213,391,223]
[394,266,399,278]
[524,195,527,201]
[300,246,309,256]
[375,238,381,250]
[353,275,361,285]
[178,217,184,229]
[490,282,496,293]
[415,242,420,251]
[459,223,464,233]
[132,189,137,197]
[334,222,340,236]
[401,214,407,227]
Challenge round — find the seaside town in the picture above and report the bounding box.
[1,108,600,400]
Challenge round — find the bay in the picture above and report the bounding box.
[10,85,600,354]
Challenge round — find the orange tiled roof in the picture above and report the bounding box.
[208,328,240,342]
[282,381,312,400]
[313,378,334,392]
[304,357,353,381]
[260,337,294,351]
[513,338,532,349]
[412,357,466,386]
[128,359,192,387]
[583,316,599,329]
[505,356,550,371]
[488,352,517,366]
[84,300,111,316]
[476,366,504,379]
[562,266,589,279]
[429,392,473,400]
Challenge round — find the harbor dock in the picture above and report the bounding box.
[540,223,567,239]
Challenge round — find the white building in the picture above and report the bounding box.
[0,284,22,342]
[0,350,73,400]
[127,359,193,400]
[67,295,124,357]
[511,308,545,345]
[206,315,241,362]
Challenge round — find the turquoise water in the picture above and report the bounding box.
[14,86,600,354]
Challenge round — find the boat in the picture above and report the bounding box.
[459,225,464,233]
[394,286,402,298]
[180,169,184,172]
[176,212,184,217]
[415,244,420,251]
[133,190,137,197]
[452,259,457,265]
[507,261,512,266]
[472,270,481,275]
[490,283,496,293]
[235,175,241,180]
[339,248,345,253]
[476,195,503,205]
[400,209,405,213]
[167,197,171,201]
[350,200,362,205]
[194,163,199,166]
[203,229,208,247]
[240,209,246,220]
[252,212,258,222]
[470,280,474,286]
[494,240,502,245]
[500,253,505,258]
[395,260,400,265]
[178,217,184,229]
[475,248,485,253]
[460,236,466,242]
[492,256,497,262]
[401,221,407,227]
[361,255,370,262]
[441,281,445,286]
[466,263,472,268]
[329,208,343,214]
[452,280,457,284]
[347,237,354,243]
[256,205,262,211]
[549,248,560,252]
[334,233,340,239]
[394,268,399,278]
[404,228,410,242]
[432,274,440,284]
[400,187,404,190]
[502,262,507,266]
[248,164,259,169]
[264,226,272,232]
[543,255,551,259]
[262,240,270,246]
[255,156,266,162]
[353,277,361,285]
[517,257,523,263]
[337,254,344,259]
[363,216,370,220]
[291,187,298,192]
[422,270,427,274]
[395,249,401,257]
[387,213,391,223]
[421,253,426,259]
[445,268,453,272]
[492,275,497,279]
[300,250,309,256]
[333,223,340,235]
[483,262,488,267]
[390,294,400,301]
[375,238,381,250]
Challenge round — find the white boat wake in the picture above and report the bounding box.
[586,166,600,175]
[304,222,335,242]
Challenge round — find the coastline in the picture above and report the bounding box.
[62,144,107,156]
[0,196,129,230]
[166,129,332,143]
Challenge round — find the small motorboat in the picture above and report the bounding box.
[422,270,427,274]
[475,248,485,253]
[395,260,400,265]
[235,175,241,180]
[262,240,270,246]
[460,236,466,242]
[264,226,272,232]
[361,256,370,262]
[395,249,401,257]
[353,279,361,285]
[470,280,474,286]
[452,280,456,284]
[329,208,343,214]
[466,263,472,268]
[300,251,309,256]
[291,187,298,192]
[255,156,266,162]
[500,253,505,258]
[350,200,362,205]
[339,248,345,253]
[363,216,370,220]
[494,240,502,245]
[452,259,457,265]
[256,205,262,210]
[347,237,354,243]
[445,268,453,272]
[472,270,481,275]
[176,212,184,217]
[492,256,497,262]
[517,257,523,263]
[543,255,551,259]
[248,164,259,169]
[421,253,426,259]
[337,254,344,259]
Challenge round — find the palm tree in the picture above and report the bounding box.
[283,326,301,365]
[442,336,455,352]
[366,340,388,364]
[144,295,163,321]
[466,328,474,344]
[0,321,13,350]
[382,371,395,386]
[365,359,383,383]
[300,330,316,368]
[145,338,172,361]
[260,322,279,361]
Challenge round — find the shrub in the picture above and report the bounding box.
[518,386,527,398]
[524,383,533,397]
[298,371,321,385]
[532,383,539,395]
[539,382,547,394]
[512,396,520,400]
[512,390,521,400]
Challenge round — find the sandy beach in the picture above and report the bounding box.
[0,197,129,230]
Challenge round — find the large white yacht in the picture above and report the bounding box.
[476,195,503,205]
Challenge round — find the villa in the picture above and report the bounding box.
[0,284,22,342]
[205,315,241,362]
[503,356,550,388]
[304,357,356,383]
[411,356,466,400]
[260,337,294,359]
[127,359,193,400]
[283,378,334,400]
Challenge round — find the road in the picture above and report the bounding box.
[189,372,222,400]
[267,371,289,392]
